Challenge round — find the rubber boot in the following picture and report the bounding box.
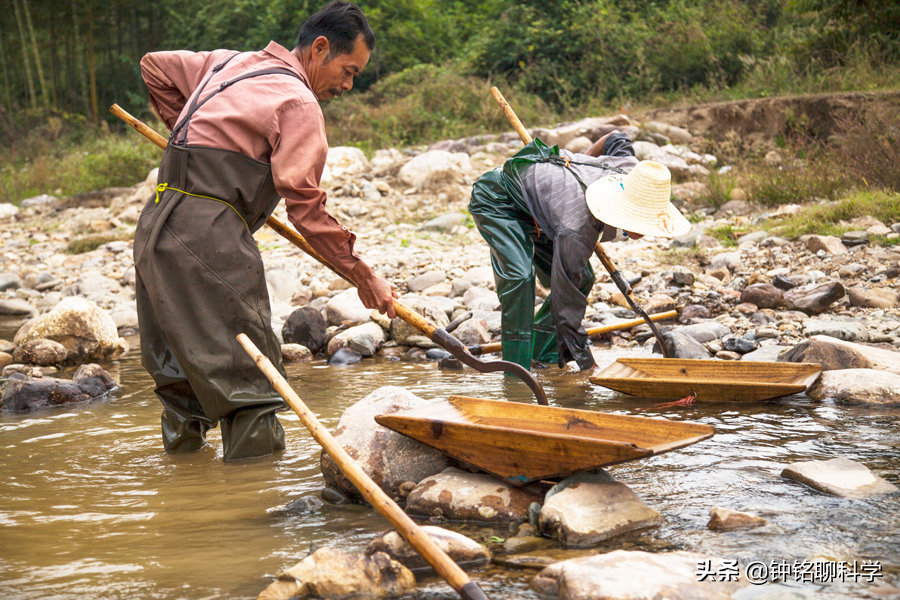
[158,380,215,452]
[220,403,286,461]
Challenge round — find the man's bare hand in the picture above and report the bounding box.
[357,274,397,319]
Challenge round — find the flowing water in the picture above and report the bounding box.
[1,326,898,599]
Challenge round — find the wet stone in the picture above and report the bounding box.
[282,306,327,354]
[539,471,663,548]
[722,334,759,354]
[780,335,900,374]
[1,364,117,412]
[781,457,898,498]
[12,338,68,366]
[707,507,768,531]
[366,525,490,570]
[328,347,362,366]
[808,368,900,405]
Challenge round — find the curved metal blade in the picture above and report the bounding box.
[433,329,549,405]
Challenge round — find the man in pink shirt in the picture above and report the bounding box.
[134,1,395,461]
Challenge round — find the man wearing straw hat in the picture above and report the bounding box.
[468,131,691,372]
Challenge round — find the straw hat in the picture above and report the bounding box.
[585,160,691,238]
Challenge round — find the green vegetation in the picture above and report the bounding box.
[768,189,900,240]
[66,231,133,254]
[1,0,898,210]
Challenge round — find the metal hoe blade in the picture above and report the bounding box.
[433,329,549,405]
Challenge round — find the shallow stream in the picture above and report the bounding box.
[1,326,898,599]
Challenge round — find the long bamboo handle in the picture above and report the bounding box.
[474,310,676,355]
[112,104,438,339]
[236,334,488,600]
[489,87,532,144]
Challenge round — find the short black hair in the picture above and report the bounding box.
[296,1,375,56]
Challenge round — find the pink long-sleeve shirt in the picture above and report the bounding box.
[140,41,368,278]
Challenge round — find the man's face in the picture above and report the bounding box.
[307,34,370,101]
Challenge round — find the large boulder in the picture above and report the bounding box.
[406,467,541,523]
[398,150,472,191]
[13,297,123,362]
[780,335,900,375]
[531,550,748,599]
[257,548,414,600]
[539,472,663,548]
[2,364,117,412]
[321,146,370,184]
[366,526,490,570]
[807,368,900,405]
[320,387,453,502]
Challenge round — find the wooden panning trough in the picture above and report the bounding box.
[375,395,714,486]
[590,357,822,402]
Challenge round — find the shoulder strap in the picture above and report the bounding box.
[544,154,627,191]
[171,54,304,146]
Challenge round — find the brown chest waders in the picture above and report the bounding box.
[134,55,302,461]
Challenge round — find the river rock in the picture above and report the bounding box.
[325,288,373,327]
[707,507,768,531]
[283,306,327,354]
[13,297,122,362]
[679,304,710,322]
[0,298,38,317]
[539,472,663,548]
[328,347,362,366]
[320,386,452,502]
[326,322,385,357]
[741,345,791,362]
[406,467,541,523]
[0,202,19,218]
[657,330,711,359]
[398,150,471,191]
[677,321,730,343]
[407,270,447,293]
[321,146,370,183]
[0,352,12,368]
[848,286,899,309]
[1,363,117,412]
[11,338,68,366]
[709,251,742,272]
[366,525,490,570]
[802,318,869,343]
[783,280,845,314]
[531,550,747,599]
[257,547,414,600]
[780,335,900,374]
[281,343,312,362]
[419,212,468,233]
[740,283,784,309]
[451,318,491,346]
[721,334,758,354]
[781,457,898,499]
[0,272,21,291]
[389,295,449,345]
[807,369,900,405]
[804,235,848,255]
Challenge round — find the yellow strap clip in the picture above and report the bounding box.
[152,182,249,229]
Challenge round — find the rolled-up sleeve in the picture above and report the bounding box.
[140,50,227,130]
[269,99,362,276]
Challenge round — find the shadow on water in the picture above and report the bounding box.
[0,335,898,599]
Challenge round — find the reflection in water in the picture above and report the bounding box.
[0,344,898,599]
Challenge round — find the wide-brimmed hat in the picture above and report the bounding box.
[585,160,691,238]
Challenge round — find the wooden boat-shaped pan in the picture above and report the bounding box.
[375,395,714,486]
[590,357,822,402]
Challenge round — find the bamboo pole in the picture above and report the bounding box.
[12,0,37,110]
[236,334,489,600]
[470,310,677,356]
[21,0,49,108]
